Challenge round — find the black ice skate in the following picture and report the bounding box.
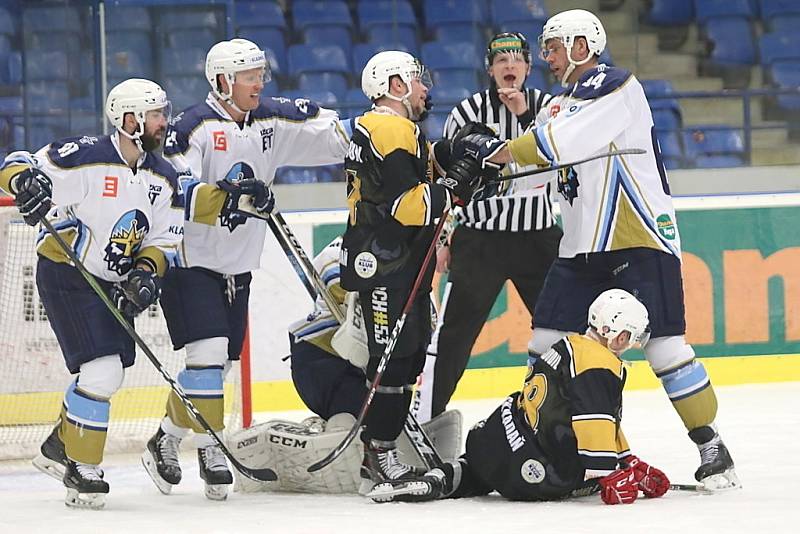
[369,468,447,503]
[32,424,67,481]
[141,428,183,495]
[359,439,421,495]
[689,426,742,491]
[63,460,109,510]
[197,445,233,501]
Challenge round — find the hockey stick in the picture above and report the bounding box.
[308,210,451,472]
[266,213,444,469]
[491,148,646,182]
[670,483,711,493]
[39,218,277,482]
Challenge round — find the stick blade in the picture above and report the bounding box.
[237,465,278,482]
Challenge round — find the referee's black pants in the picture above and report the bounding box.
[428,224,562,417]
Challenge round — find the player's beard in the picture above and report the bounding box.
[140,128,164,152]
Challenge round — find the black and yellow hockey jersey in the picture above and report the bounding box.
[339,110,451,290]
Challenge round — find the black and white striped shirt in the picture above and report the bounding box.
[444,87,556,232]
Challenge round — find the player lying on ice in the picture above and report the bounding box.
[226,237,462,494]
[368,288,671,505]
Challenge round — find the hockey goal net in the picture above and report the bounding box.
[0,196,250,460]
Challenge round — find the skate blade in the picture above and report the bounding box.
[358,477,376,496]
[700,469,742,492]
[204,484,229,501]
[65,488,106,510]
[368,481,431,503]
[141,452,173,495]
[32,454,66,482]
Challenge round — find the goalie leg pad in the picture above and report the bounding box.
[397,410,463,469]
[230,413,364,494]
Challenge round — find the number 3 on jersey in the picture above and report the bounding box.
[520,368,548,432]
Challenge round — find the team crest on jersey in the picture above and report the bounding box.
[219,162,256,231]
[104,209,149,275]
[557,166,580,205]
[520,459,546,484]
[213,131,227,151]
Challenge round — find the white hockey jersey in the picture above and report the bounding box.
[507,65,681,259]
[164,94,350,274]
[0,133,184,282]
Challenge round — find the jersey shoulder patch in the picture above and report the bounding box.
[565,334,624,378]
[357,112,418,158]
[164,102,220,156]
[253,96,322,122]
[571,65,632,101]
[46,135,120,169]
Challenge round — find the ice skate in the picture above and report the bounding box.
[142,428,183,495]
[369,468,446,503]
[198,444,233,501]
[32,424,67,481]
[359,439,422,495]
[689,426,742,491]
[63,460,109,510]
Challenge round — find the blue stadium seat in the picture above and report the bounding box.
[163,76,207,112]
[432,70,479,92]
[682,126,745,161]
[422,41,482,70]
[421,112,448,141]
[107,31,153,65]
[237,27,286,71]
[25,81,69,113]
[759,32,800,65]
[0,35,10,54]
[424,0,485,27]
[760,0,800,20]
[0,8,14,36]
[490,0,547,25]
[0,95,22,114]
[640,79,682,118]
[431,86,472,109]
[0,51,21,84]
[161,9,219,31]
[288,44,350,75]
[433,24,485,50]
[366,25,419,55]
[69,113,99,136]
[645,0,694,25]
[160,47,206,77]
[768,14,800,33]
[303,26,352,57]
[22,6,81,33]
[293,1,352,31]
[27,124,58,151]
[527,66,549,90]
[656,130,684,163]
[770,60,800,110]
[27,32,82,58]
[357,1,416,31]
[275,166,333,184]
[107,50,151,78]
[694,154,745,168]
[652,109,681,131]
[353,42,413,74]
[282,89,338,108]
[25,50,68,81]
[497,21,547,69]
[235,1,285,29]
[695,0,754,23]
[703,18,756,64]
[166,28,219,50]
[70,95,96,112]
[297,73,348,100]
[104,6,151,31]
[262,47,284,78]
[339,87,371,117]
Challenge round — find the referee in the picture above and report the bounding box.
[414,32,562,422]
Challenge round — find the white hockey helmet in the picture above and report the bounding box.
[361,50,431,102]
[205,38,269,102]
[539,9,607,86]
[588,289,650,350]
[105,78,170,142]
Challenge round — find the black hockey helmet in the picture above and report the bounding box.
[485,32,531,69]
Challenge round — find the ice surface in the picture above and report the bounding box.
[1,382,798,533]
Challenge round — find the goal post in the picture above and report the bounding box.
[0,196,252,460]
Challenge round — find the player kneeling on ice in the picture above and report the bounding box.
[369,289,671,505]
[227,237,462,494]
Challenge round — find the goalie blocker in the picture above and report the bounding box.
[228,410,462,494]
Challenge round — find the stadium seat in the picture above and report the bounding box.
[25,81,69,113]
[339,87,371,117]
[431,86,472,109]
[421,112,448,141]
[352,42,412,74]
[0,51,21,84]
[161,9,219,31]
[656,130,684,168]
[104,6,151,31]
[768,14,800,33]
[107,31,153,67]
[160,47,206,76]
[695,0,754,23]
[760,0,800,20]
[682,126,745,161]
[22,6,81,33]
[652,109,682,131]
[527,66,549,90]
[0,35,10,54]
[432,24,486,50]
[0,95,22,114]
[422,41,482,71]
[694,154,745,168]
[640,79,682,119]
[0,7,15,36]
[237,27,286,71]
[645,0,694,25]
[288,44,350,76]
[24,50,68,81]
[703,18,756,64]
[166,28,219,50]
[292,1,352,31]
[282,89,338,108]
[303,26,353,57]
[107,50,150,79]
[69,113,99,136]
[163,76,207,112]
[770,60,800,110]
[366,25,419,55]
[357,1,416,31]
[490,0,547,25]
[424,0,485,27]
[297,73,348,100]
[235,1,285,29]
[759,32,800,65]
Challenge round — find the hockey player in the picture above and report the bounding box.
[0,79,188,509]
[370,289,672,505]
[414,31,561,424]
[142,38,350,501]
[339,50,481,495]
[442,10,739,490]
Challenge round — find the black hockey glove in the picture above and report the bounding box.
[438,157,482,206]
[110,268,161,318]
[216,177,275,230]
[10,167,52,226]
[451,133,506,173]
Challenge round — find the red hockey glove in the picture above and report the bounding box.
[623,455,670,498]
[599,468,639,505]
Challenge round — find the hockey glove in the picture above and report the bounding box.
[217,177,275,215]
[451,133,506,172]
[10,167,52,226]
[110,268,161,318]
[438,157,482,206]
[598,468,639,505]
[622,455,670,498]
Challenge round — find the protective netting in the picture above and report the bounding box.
[0,203,243,460]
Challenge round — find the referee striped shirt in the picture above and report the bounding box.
[443,87,556,232]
